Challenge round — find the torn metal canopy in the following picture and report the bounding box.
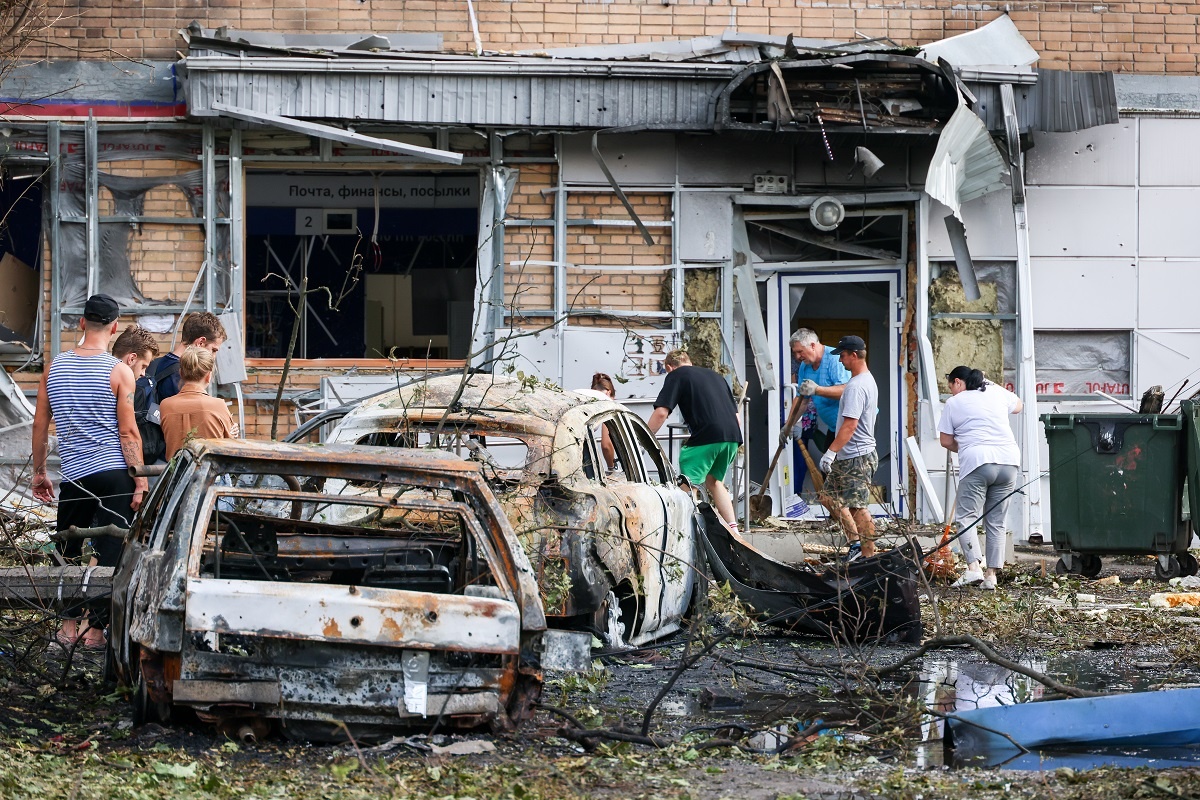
[923,89,1009,221]
[208,103,463,165]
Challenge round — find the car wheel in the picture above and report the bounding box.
[132,660,171,726]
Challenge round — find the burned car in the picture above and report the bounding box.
[110,439,588,739]
[325,374,702,648]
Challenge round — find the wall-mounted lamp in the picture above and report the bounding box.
[809,196,845,231]
[854,146,885,179]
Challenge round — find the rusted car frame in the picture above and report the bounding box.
[111,439,586,740]
[325,375,702,648]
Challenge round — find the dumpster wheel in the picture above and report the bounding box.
[1182,552,1199,577]
[1054,554,1101,578]
[1155,555,1183,582]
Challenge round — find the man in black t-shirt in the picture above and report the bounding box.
[648,349,743,531]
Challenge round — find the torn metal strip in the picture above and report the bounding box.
[1000,82,1043,541]
[942,215,981,301]
[210,102,463,165]
[731,208,776,392]
[590,130,654,247]
[750,220,899,261]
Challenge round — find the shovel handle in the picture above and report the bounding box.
[755,398,807,502]
[797,442,825,494]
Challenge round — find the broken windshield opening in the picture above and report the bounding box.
[195,486,506,600]
[354,426,537,484]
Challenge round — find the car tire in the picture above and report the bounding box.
[132,658,171,727]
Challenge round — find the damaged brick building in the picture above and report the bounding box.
[5,1,1200,542]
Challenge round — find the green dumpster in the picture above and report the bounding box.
[1041,412,1194,581]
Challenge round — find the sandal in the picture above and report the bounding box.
[80,622,107,650]
[56,619,80,647]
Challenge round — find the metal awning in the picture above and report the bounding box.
[209,102,462,164]
[182,56,735,129]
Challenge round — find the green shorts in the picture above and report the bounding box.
[678,441,739,486]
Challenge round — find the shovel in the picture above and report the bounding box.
[796,438,850,523]
[749,400,804,523]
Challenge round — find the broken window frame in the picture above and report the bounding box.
[930,260,1018,399]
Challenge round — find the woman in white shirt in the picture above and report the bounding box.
[939,366,1023,590]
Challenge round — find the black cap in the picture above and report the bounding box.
[82,293,120,325]
[830,334,866,355]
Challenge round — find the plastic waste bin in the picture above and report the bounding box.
[1041,412,1194,581]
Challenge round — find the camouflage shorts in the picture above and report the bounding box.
[823,451,878,509]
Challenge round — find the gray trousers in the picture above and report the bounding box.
[954,463,1019,570]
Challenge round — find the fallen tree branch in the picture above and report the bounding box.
[875,634,1107,698]
[925,708,1030,754]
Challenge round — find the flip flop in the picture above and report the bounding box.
[56,620,80,647]
[80,625,107,650]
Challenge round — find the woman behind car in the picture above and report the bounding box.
[938,365,1023,591]
[159,346,235,459]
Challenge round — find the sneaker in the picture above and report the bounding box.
[951,569,985,588]
[981,575,997,591]
[842,542,863,563]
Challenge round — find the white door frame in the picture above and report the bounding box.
[763,266,905,519]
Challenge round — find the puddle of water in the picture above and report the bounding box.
[916,654,1200,771]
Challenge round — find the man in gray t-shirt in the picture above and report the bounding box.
[817,335,879,560]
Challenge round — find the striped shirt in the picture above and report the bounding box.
[45,351,128,481]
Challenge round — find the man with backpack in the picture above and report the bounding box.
[136,312,227,464]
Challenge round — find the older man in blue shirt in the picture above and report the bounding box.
[780,328,851,450]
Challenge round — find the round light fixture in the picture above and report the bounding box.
[809,196,845,232]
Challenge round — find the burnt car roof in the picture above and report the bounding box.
[346,374,621,437]
[185,438,482,474]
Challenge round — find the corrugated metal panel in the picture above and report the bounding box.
[186,63,727,128]
[924,95,1009,220]
[967,69,1118,133]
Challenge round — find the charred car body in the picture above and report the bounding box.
[111,439,588,740]
[325,375,702,648]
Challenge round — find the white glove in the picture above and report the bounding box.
[798,379,819,397]
[778,425,797,447]
[819,449,836,473]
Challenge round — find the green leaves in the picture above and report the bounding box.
[150,759,198,778]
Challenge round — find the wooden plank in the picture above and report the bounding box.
[0,567,114,608]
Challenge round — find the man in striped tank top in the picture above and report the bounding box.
[32,294,148,645]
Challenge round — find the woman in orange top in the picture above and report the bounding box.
[158,346,235,458]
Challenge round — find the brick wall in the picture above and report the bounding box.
[30,1,1200,74]
[502,170,673,325]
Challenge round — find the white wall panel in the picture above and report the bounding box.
[1139,118,1200,186]
[1026,123,1135,186]
[561,133,676,185]
[1026,187,1136,257]
[924,193,1016,259]
[1139,189,1200,258]
[1131,331,1200,396]
[1138,261,1200,328]
[677,191,732,262]
[1030,259,1137,329]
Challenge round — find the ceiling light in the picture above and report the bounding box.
[809,196,845,231]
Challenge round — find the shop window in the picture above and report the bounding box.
[243,171,478,360]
